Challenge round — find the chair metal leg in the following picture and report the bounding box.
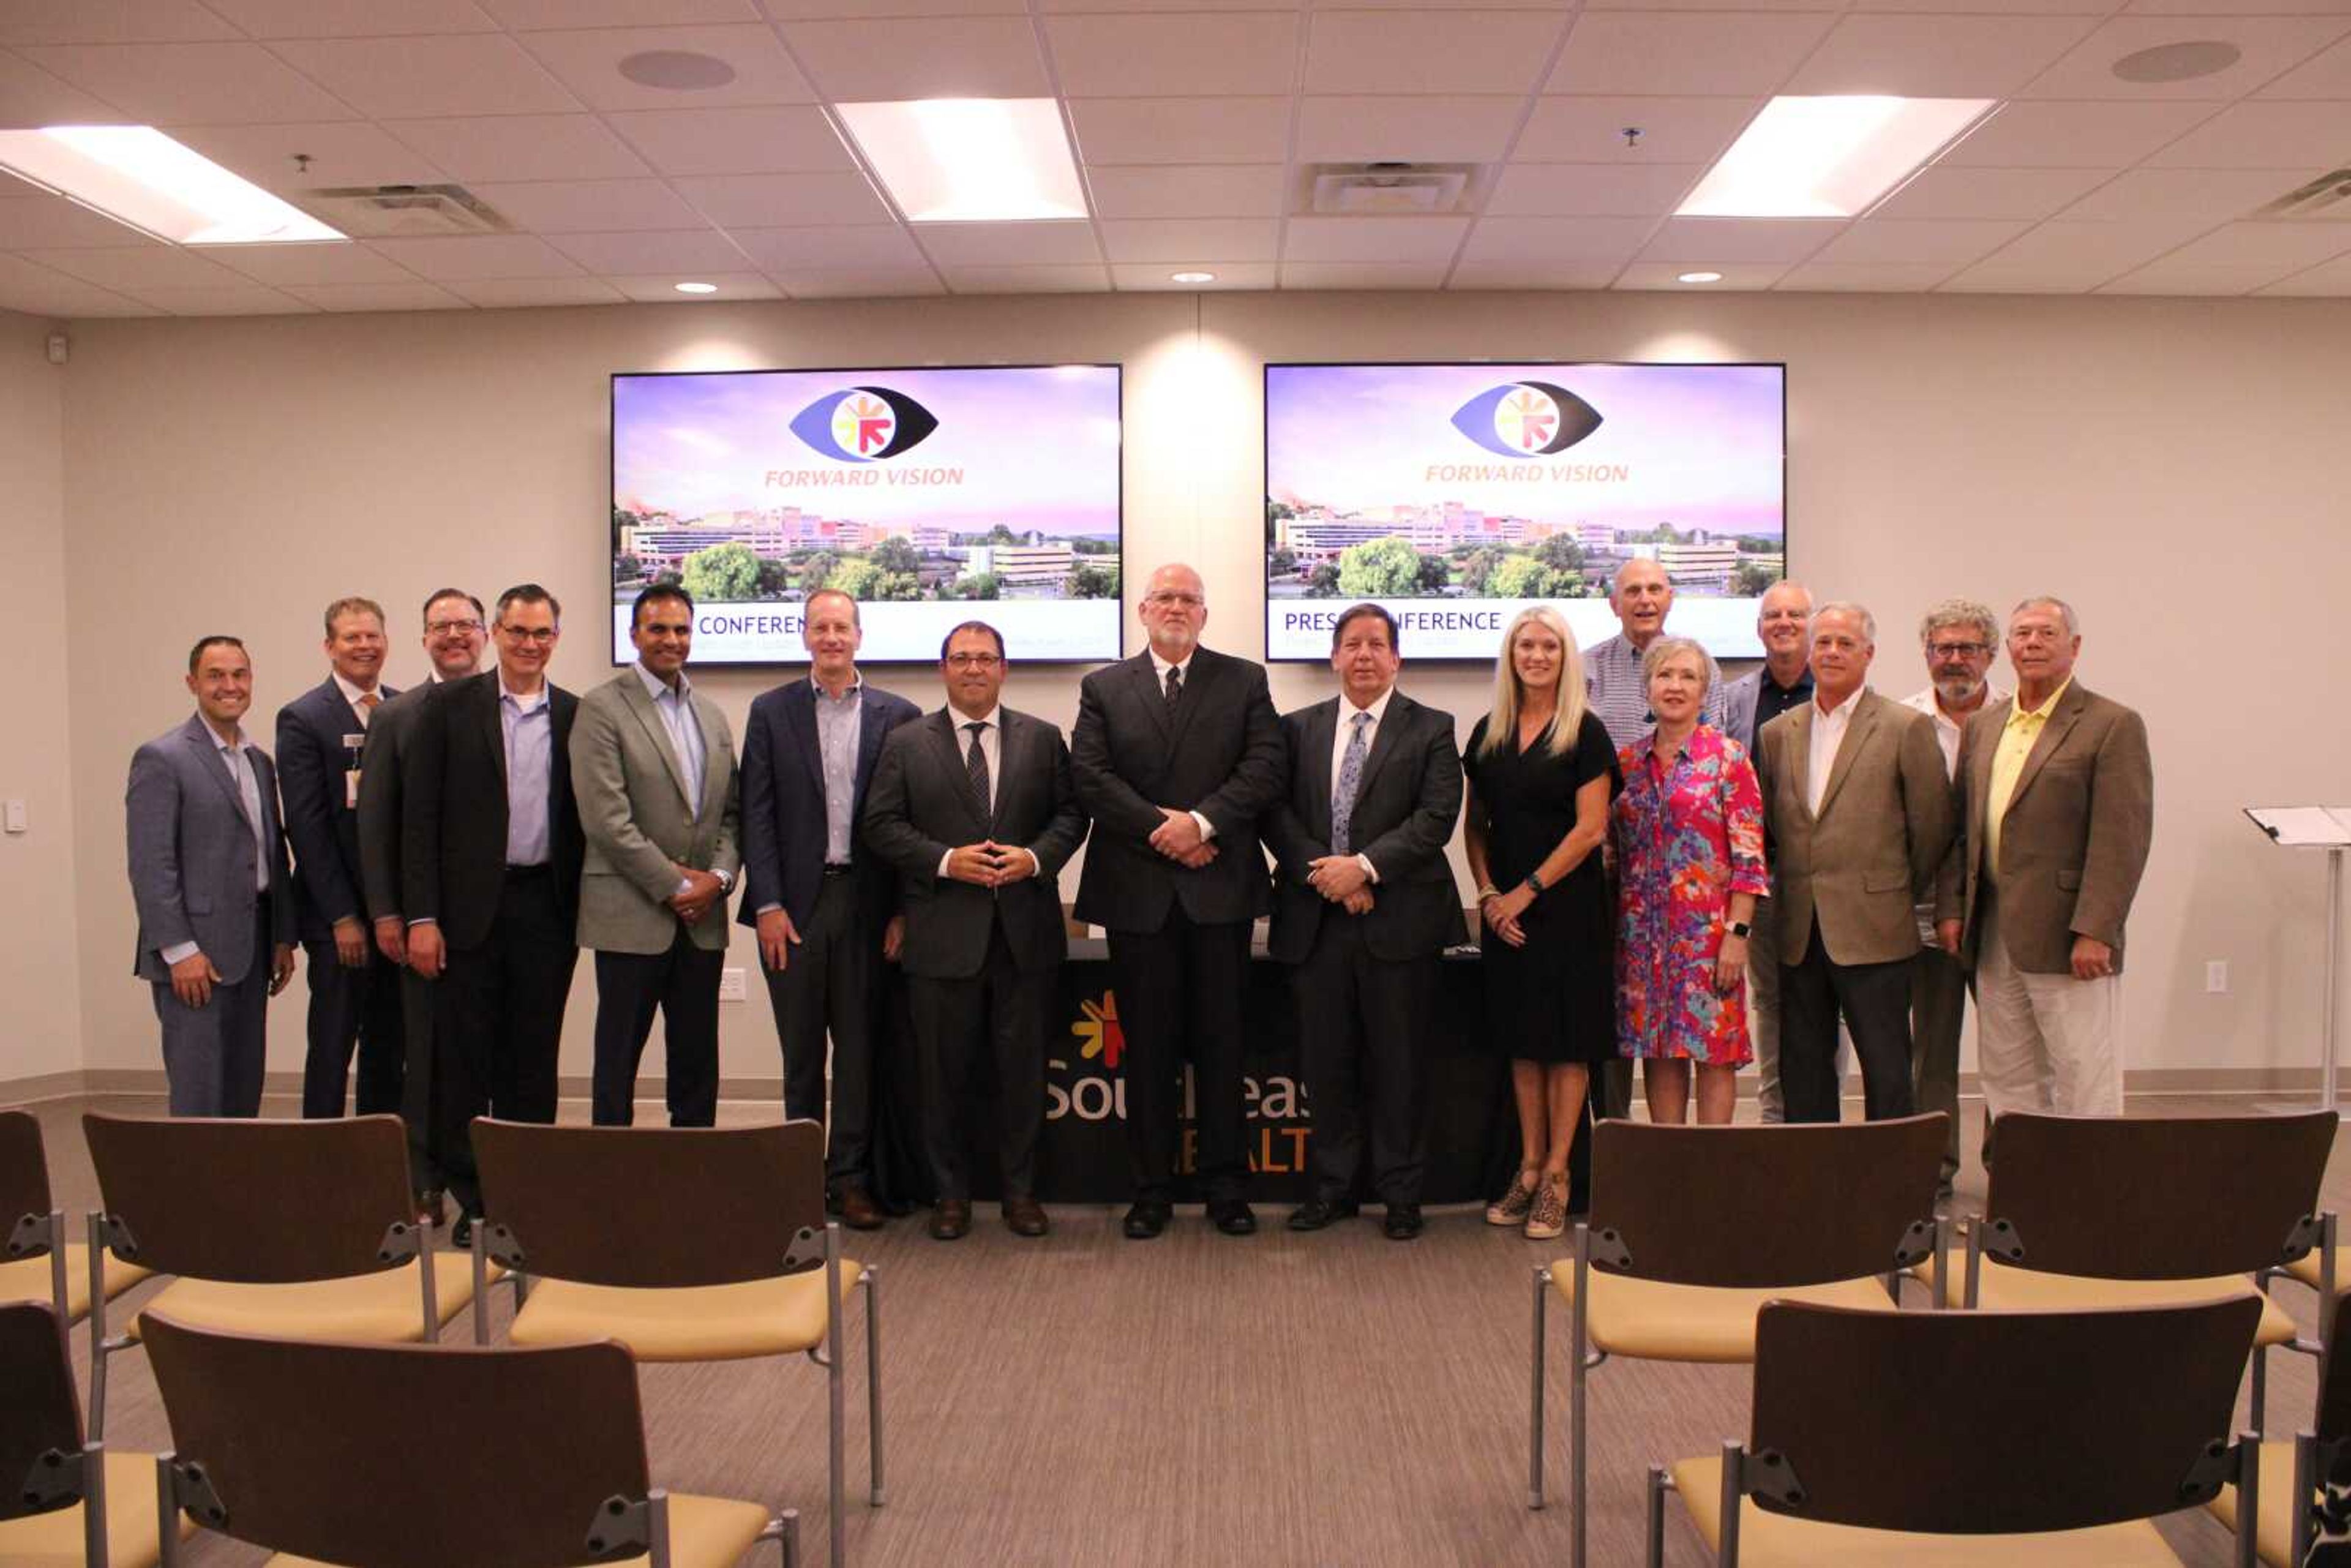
[81,1439,107,1568]
[156,1452,180,1568]
[862,1267,885,1507]
[1932,1213,1952,1311]
[1572,1224,1592,1568]
[2234,1433,2259,1568]
[471,1216,490,1345]
[825,1222,846,1568]
[2250,1337,2268,1438]
[1717,1442,1744,1568]
[46,1209,69,1327]
[86,1215,111,1442]
[1962,1218,1984,1310]
[648,1490,673,1568]
[418,1223,440,1345]
[1529,1266,1549,1510]
[1645,1464,1669,1568]
[2292,1432,2316,1567]
[778,1508,801,1568]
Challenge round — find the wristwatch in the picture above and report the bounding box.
[1523,870,1547,895]
[1725,918,1752,939]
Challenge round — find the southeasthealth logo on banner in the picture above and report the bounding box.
[787,386,940,463]
[1449,381,1603,457]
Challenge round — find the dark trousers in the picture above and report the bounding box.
[299,939,405,1119]
[154,900,272,1119]
[1108,905,1251,1203]
[1294,917,1434,1206]
[907,922,1050,1201]
[763,874,881,1191]
[591,925,723,1128]
[433,868,577,1216]
[1910,942,1971,1184]
[1780,916,1916,1123]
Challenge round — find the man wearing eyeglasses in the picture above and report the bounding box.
[1901,599,2006,1192]
[863,622,1088,1240]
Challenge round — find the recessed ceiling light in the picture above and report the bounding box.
[0,126,343,244]
[1677,96,1996,219]
[2111,40,2241,83]
[674,281,718,294]
[1170,270,1216,284]
[836,98,1087,223]
[618,50,737,91]
[1677,271,1723,284]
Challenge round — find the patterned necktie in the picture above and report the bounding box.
[964,721,991,822]
[358,689,381,726]
[1164,664,1182,709]
[1332,710,1372,855]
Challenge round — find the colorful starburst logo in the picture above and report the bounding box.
[1450,381,1603,457]
[1071,991,1124,1070]
[787,386,939,462]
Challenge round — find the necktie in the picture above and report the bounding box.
[358,689,381,726]
[1164,664,1182,708]
[1332,710,1371,855]
[964,721,991,822]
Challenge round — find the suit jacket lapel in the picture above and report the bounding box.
[786,681,825,798]
[1350,692,1409,804]
[1970,700,2007,865]
[1815,695,1877,817]
[690,691,729,825]
[1303,700,1338,839]
[183,716,255,830]
[477,676,508,788]
[930,710,989,839]
[1786,704,1815,820]
[2008,685,2085,809]
[621,674,694,810]
[854,687,891,802]
[1166,652,1212,756]
[1130,654,1174,747]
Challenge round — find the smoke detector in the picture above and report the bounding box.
[289,184,513,239]
[1308,162,1474,217]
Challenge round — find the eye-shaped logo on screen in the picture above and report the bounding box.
[788,386,940,462]
[1450,381,1603,457]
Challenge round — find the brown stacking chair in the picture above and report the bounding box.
[471,1119,879,1568]
[1925,1112,2334,1432]
[80,1112,487,1442]
[1646,1297,2266,1565]
[141,1310,797,1568]
[1530,1113,1947,1568]
[0,1300,186,1566]
[0,1109,150,1323]
[2208,1291,2351,1566]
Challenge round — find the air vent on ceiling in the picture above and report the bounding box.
[1308,162,1474,217]
[291,184,513,239]
[2251,168,2351,221]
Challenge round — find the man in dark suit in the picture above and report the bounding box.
[863,621,1089,1240]
[401,584,585,1230]
[1263,604,1465,1240]
[127,636,296,1117]
[1072,561,1285,1239]
[356,588,486,1216]
[739,588,919,1228]
[277,596,403,1120]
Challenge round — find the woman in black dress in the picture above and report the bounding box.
[1462,606,1619,1240]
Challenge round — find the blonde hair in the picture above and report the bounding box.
[1482,605,1588,759]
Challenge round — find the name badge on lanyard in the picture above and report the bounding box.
[343,733,367,808]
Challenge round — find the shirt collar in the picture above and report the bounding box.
[2012,677,2072,721]
[498,674,549,713]
[948,705,1001,731]
[1341,686,1395,725]
[207,722,249,756]
[1769,665,1813,695]
[634,661,689,703]
[1147,648,1194,680]
[1813,685,1864,721]
[331,671,380,709]
[813,672,862,705]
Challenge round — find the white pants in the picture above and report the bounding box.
[1975,898,2123,1119]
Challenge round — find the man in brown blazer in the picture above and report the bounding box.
[1936,596,2151,1119]
[1755,602,1953,1122]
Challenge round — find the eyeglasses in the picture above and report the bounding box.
[500,625,559,645]
[1927,640,1987,659]
[426,618,484,637]
[945,652,1002,670]
[1145,592,1203,607]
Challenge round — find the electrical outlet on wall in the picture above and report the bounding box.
[719,967,746,1003]
[2205,960,2229,994]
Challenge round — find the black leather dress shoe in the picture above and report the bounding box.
[1286,1198,1360,1232]
[929,1199,972,1240]
[1382,1204,1424,1240]
[1123,1200,1172,1239]
[451,1214,474,1251]
[1207,1199,1258,1237]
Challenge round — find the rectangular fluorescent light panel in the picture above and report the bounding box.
[1677,96,1996,219]
[836,99,1087,223]
[0,126,343,244]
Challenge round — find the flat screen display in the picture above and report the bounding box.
[1264,362,1787,662]
[612,364,1123,664]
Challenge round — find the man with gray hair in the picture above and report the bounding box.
[1902,598,2006,1190]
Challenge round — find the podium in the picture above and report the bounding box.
[2247,807,2351,1108]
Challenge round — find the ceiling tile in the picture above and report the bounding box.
[1777,260,1962,288]
[1869,165,2113,219]
[119,283,317,313]
[607,105,852,175]
[1614,260,1791,288]
[2095,260,2292,291]
[1086,165,1285,219]
[769,0,1022,14]
[1448,260,1622,288]
[1785,14,2103,94]
[517,24,815,110]
[1809,216,2030,263]
[2059,165,2304,220]
[782,17,1051,98]
[283,280,473,311]
[1639,216,1843,262]
[729,224,928,269]
[1939,99,2220,167]
[172,121,453,192]
[2148,219,2351,264]
[1048,12,1302,96]
[2129,0,2351,18]
[0,194,164,249]
[386,114,652,182]
[775,267,947,297]
[369,233,588,279]
[0,2,238,45]
[0,51,130,126]
[1487,163,1701,216]
[1458,215,1655,261]
[548,228,747,271]
[2255,251,2351,293]
[1850,0,2122,13]
[2147,100,2351,167]
[1279,261,1449,288]
[1940,217,2203,287]
[1515,96,1760,164]
[1292,96,1528,164]
[1067,97,1292,164]
[443,276,632,305]
[1097,217,1280,261]
[2022,15,2351,99]
[206,0,500,37]
[1283,215,1470,262]
[201,242,426,285]
[915,220,1103,266]
[1305,10,1567,95]
[607,270,778,299]
[472,178,708,232]
[1548,12,1841,97]
[1108,262,1278,289]
[2260,31,2351,97]
[18,42,362,123]
[674,171,892,227]
[941,263,1112,292]
[21,245,247,288]
[269,36,579,119]
[0,253,154,315]
[487,0,762,25]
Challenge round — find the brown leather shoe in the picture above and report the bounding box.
[838,1185,887,1231]
[929,1198,972,1240]
[1002,1195,1049,1237]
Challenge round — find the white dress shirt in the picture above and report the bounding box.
[937,706,1041,879]
[1900,684,2011,779]
[331,670,383,728]
[1805,686,1864,817]
[1329,686,1392,882]
[1146,648,1215,843]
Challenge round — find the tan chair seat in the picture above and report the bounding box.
[1669,1455,2187,1566]
[265,1490,773,1568]
[1911,1256,2298,1346]
[2285,1245,2349,1296]
[2205,1438,2297,1568]
[1550,1266,1898,1364]
[509,1263,864,1362]
[0,1448,192,1568]
[131,1258,484,1345]
[0,1244,151,1320]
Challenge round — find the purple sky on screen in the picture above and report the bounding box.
[614,366,1120,534]
[1266,363,1784,535]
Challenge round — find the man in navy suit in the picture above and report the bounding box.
[740,588,919,1228]
[277,596,405,1120]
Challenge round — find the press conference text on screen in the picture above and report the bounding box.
[1278,607,1505,635]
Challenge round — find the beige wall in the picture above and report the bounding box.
[42,288,2351,1089]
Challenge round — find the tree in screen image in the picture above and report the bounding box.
[800,551,837,594]
[870,536,922,576]
[1067,562,1120,599]
[1337,536,1424,598]
[825,558,880,601]
[958,572,1002,601]
[682,541,760,603]
[1487,556,1562,601]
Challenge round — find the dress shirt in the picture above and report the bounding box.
[1329,686,1392,882]
[1984,677,2072,882]
[1752,666,1812,752]
[1900,684,2010,779]
[934,706,1041,880]
[1583,631,1727,752]
[500,677,553,867]
[1805,686,1863,817]
[634,662,707,823]
[1146,648,1217,843]
[159,723,267,966]
[331,670,383,729]
[814,675,863,866]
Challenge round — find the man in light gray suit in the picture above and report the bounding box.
[572,585,741,1128]
[127,635,297,1117]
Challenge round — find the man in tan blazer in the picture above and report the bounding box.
[1936,596,2151,1119]
[572,585,741,1128]
[1756,602,1953,1123]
